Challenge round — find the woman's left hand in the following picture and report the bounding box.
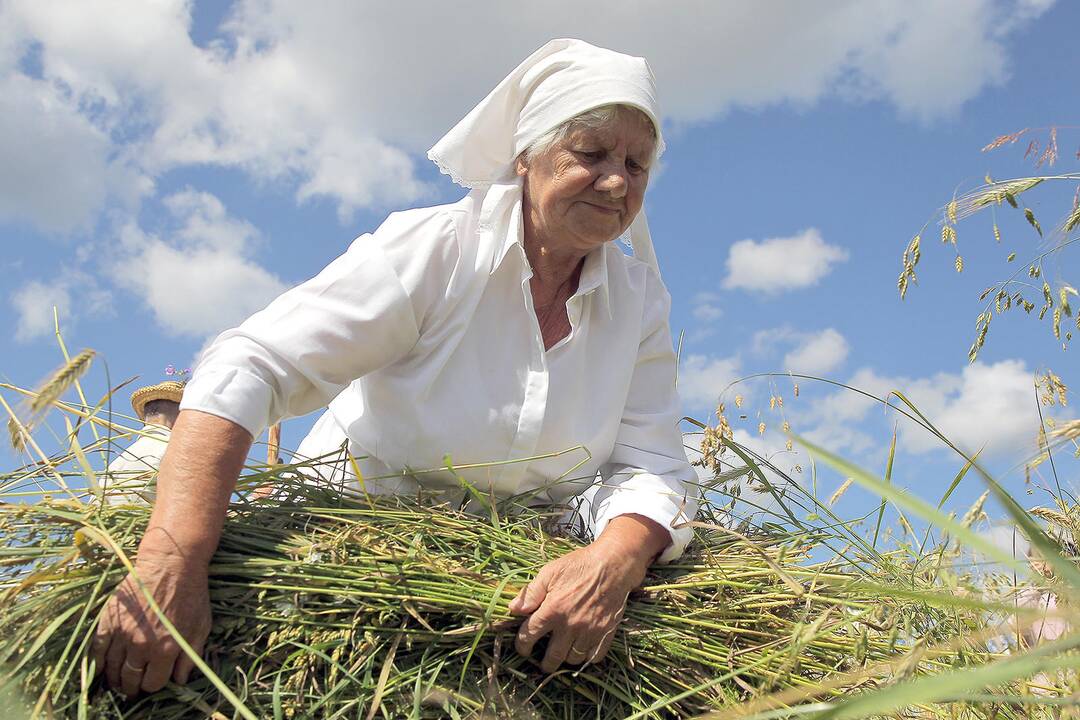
[509,515,668,672]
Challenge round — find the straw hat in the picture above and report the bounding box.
[130,380,185,421]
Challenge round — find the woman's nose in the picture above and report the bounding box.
[595,162,628,198]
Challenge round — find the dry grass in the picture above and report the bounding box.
[899,127,1080,363]
[6,349,94,453]
[1,371,1078,718]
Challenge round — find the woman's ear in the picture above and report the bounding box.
[514,154,528,177]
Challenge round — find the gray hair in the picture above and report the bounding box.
[520,104,659,168]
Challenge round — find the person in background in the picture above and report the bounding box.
[103,380,184,505]
[998,540,1076,697]
[1015,543,1073,649]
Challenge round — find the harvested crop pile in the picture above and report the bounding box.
[0,476,986,719]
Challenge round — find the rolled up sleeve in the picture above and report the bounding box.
[181,209,459,438]
[592,271,699,563]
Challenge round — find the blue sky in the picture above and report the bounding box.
[2,1,1078,535]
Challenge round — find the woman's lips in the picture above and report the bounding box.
[585,202,620,215]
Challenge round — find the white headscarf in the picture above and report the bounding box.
[428,38,665,273]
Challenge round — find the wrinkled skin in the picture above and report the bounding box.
[508,107,667,672]
[509,514,668,672]
[517,106,656,265]
[92,548,211,697]
[92,410,248,696]
[91,108,668,694]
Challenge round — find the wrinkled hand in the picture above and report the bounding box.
[91,548,211,697]
[508,542,648,673]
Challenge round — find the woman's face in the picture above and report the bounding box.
[518,107,656,256]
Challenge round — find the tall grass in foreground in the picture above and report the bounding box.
[1,360,1079,718]
[0,480,985,719]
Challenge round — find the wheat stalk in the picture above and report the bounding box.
[6,417,25,453]
[29,349,95,415]
[828,477,854,507]
[7,349,95,452]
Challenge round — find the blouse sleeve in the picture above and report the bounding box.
[591,268,699,563]
[179,208,461,438]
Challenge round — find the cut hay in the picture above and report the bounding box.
[0,472,1007,719]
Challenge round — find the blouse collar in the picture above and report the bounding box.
[487,185,613,319]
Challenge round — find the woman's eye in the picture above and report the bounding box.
[578,150,603,161]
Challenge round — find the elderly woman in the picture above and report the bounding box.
[93,38,698,697]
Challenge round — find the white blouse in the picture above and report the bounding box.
[181,185,697,562]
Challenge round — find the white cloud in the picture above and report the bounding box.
[751,326,798,355]
[730,428,807,475]
[0,73,121,234]
[722,228,849,294]
[912,360,1044,457]
[678,353,741,412]
[0,0,1055,233]
[799,421,879,461]
[752,326,850,375]
[694,427,810,523]
[162,190,258,254]
[796,360,1046,459]
[2,0,428,229]
[216,0,1053,133]
[11,281,70,342]
[10,274,114,342]
[685,291,722,344]
[691,291,724,323]
[847,0,1055,124]
[112,190,287,338]
[782,328,850,376]
[295,132,428,223]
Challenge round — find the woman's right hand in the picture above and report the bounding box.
[89,409,252,697]
[91,546,212,697]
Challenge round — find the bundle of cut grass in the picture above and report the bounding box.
[0,471,1004,720]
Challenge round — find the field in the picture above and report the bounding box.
[1,347,1078,718]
